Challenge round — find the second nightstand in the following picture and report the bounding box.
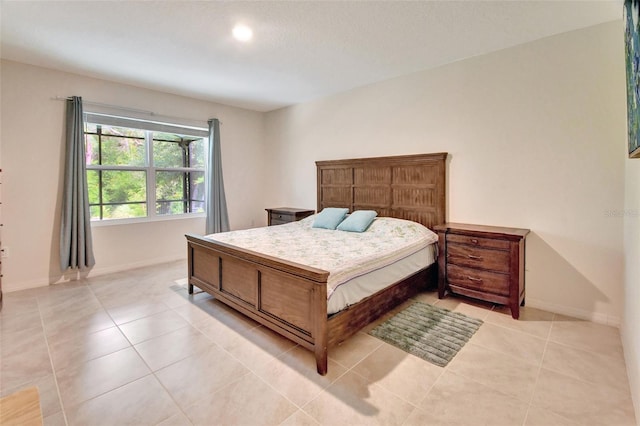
[266,207,315,226]
[434,223,529,319]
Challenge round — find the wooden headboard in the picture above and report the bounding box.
[316,153,447,229]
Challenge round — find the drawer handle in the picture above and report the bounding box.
[467,276,483,282]
[470,239,479,244]
[467,254,482,260]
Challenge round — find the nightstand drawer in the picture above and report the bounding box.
[447,264,509,296]
[446,244,510,273]
[447,234,510,250]
[270,213,293,222]
[270,218,290,226]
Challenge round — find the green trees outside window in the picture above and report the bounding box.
[85,123,205,220]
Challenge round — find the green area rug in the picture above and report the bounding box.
[369,302,483,367]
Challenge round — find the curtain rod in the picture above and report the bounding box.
[51,96,216,126]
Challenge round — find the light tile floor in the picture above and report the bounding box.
[0,261,636,426]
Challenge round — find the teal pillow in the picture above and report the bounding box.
[312,207,349,230]
[337,210,378,232]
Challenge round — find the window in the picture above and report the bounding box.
[84,114,207,221]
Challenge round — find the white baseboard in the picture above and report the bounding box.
[3,278,50,293]
[3,255,186,293]
[621,323,640,423]
[527,298,621,328]
[82,255,186,279]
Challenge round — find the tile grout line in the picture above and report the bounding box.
[544,313,633,395]
[80,274,193,424]
[156,300,250,425]
[521,312,556,426]
[272,331,383,423]
[340,338,446,425]
[482,315,553,340]
[155,293,283,424]
[61,281,159,422]
[90,271,201,425]
[91,274,196,426]
[127,336,194,425]
[438,321,543,422]
[394,298,495,424]
[36,289,71,426]
[402,366,447,425]
[518,312,611,426]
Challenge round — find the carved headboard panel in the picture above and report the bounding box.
[316,153,447,229]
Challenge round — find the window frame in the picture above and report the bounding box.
[84,113,208,225]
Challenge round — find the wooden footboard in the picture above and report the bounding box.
[187,233,436,375]
[186,233,332,374]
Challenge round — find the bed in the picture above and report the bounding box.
[186,152,447,375]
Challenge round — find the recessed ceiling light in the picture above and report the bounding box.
[232,24,253,42]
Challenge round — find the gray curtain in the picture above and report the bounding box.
[60,96,95,270]
[205,118,230,234]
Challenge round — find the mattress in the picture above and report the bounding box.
[205,215,438,309]
[327,244,436,314]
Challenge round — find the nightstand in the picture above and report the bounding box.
[266,207,315,226]
[434,223,529,319]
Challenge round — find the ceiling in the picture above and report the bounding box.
[0,1,623,112]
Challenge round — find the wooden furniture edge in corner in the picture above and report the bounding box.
[0,386,43,426]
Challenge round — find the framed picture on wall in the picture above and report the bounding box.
[625,0,640,158]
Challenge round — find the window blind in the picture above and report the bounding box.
[84,112,209,138]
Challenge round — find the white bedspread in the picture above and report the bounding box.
[205,215,438,299]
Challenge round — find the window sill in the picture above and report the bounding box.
[91,213,206,227]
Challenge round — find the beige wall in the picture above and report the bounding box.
[0,60,266,291]
[624,156,640,418]
[265,21,628,325]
